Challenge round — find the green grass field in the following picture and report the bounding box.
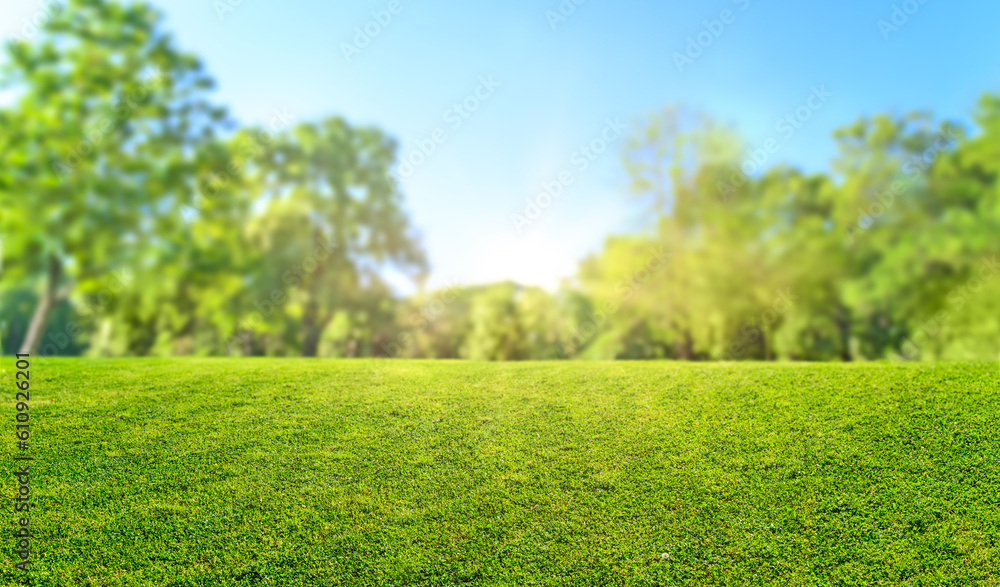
[2,359,998,586]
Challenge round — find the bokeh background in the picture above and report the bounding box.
[1,0,999,360]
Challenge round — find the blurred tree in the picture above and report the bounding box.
[461,282,526,361]
[2,0,997,362]
[830,112,968,359]
[239,118,426,357]
[0,0,228,353]
[387,283,471,359]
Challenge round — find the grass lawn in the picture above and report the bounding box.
[2,359,998,586]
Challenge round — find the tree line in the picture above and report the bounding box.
[2,0,998,361]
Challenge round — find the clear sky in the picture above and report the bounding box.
[3,0,999,292]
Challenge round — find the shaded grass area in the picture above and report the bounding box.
[1,359,998,586]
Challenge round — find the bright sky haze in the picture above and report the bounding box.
[3,0,998,292]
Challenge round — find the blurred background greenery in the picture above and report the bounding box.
[2,0,998,361]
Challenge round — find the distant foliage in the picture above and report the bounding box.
[1,1,997,360]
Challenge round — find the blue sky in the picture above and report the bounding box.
[3,0,999,292]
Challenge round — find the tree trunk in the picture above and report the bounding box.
[301,289,320,357]
[675,328,694,360]
[302,327,320,357]
[19,254,63,354]
[301,303,333,358]
[300,242,328,358]
[835,305,852,362]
